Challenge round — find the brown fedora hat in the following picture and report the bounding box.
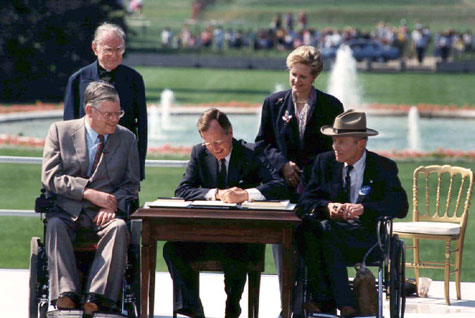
[321,109,378,137]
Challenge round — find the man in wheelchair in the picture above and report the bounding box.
[41,81,140,315]
[295,110,408,317]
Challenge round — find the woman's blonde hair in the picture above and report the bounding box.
[286,45,323,78]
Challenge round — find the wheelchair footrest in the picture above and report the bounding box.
[307,314,338,318]
[307,314,377,318]
[47,310,83,318]
[47,310,126,318]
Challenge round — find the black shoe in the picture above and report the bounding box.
[175,307,205,318]
[225,297,241,318]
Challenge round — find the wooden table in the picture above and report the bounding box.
[131,206,301,318]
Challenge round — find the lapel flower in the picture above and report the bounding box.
[282,110,293,124]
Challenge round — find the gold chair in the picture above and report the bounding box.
[393,165,473,305]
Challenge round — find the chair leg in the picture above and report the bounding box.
[248,271,261,318]
[444,240,451,305]
[413,238,420,293]
[455,240,463,300]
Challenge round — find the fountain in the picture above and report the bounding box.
[274,83,285,92]
[148,104,161,140]
[327,45,363,109]
[2,84,474,153]
[160,89,174,130]
[408,106,421,151]
[149,89,177,141]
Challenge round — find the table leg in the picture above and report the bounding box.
[149,241,157,317]
[141,221,151,318]
[281,228,294,318]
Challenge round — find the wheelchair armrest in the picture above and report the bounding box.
[35,188,56,214]
[122,198,140,220]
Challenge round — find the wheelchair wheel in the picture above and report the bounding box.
[389,236,406,318]
[122,219,141,317]
[29,237,41,318]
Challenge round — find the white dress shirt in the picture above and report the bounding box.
[343,150,366,203]
[205,148,264,201]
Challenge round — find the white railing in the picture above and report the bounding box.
[0,155,188,216]
[0,155,188,167]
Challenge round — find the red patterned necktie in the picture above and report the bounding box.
[90,134,104,176]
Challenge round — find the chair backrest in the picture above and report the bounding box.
[412,165,473,231]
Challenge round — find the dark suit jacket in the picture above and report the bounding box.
[41,118,140,220]
[175,139,288,201]
[255,88,343,180]
[63,61,147,180]
[298,150,408,231]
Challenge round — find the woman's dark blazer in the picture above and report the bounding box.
[255,88,344,181]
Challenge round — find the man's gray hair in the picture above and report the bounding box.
[197,108,232,133]
[93,22,126,47]
[84,81,119,109]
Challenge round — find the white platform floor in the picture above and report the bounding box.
[3,269,475,318]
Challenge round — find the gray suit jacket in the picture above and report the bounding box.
[41,118,140,220]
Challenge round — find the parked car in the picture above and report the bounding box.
[321,39,400,62]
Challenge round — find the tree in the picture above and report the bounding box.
[0,0,126,102]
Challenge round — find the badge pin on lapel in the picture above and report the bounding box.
[359,185,372,196]
[282,110,293,124]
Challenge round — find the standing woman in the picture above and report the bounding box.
[256,45,343,200]
[255,45,343,317]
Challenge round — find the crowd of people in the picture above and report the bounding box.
[159,14,473,63]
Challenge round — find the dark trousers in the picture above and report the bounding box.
[163,242,260,317]
[416,47,426,63]
[296,217,377,309]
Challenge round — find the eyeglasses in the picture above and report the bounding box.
[93,107,125,120]
[202,138,226,148]
[102,45,125,55]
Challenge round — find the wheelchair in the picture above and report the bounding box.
[301,217,406,318]
[28,189,142,318]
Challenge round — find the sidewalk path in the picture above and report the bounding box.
[3,269,475,317]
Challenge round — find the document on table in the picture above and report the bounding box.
[240,200,295,211]
[189,200,238,209]
[145,198,191,208]
[144,199,295,210]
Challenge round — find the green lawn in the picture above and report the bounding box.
[138,66,475,107]
[127,0,475,51]
[1,148,474,281]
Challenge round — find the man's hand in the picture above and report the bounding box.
[83,188,117,211]
[93,208,116,226]
[217,187,249,203]
[328,202,346,220]
[341,203,364,221]
[282,161,302,188]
